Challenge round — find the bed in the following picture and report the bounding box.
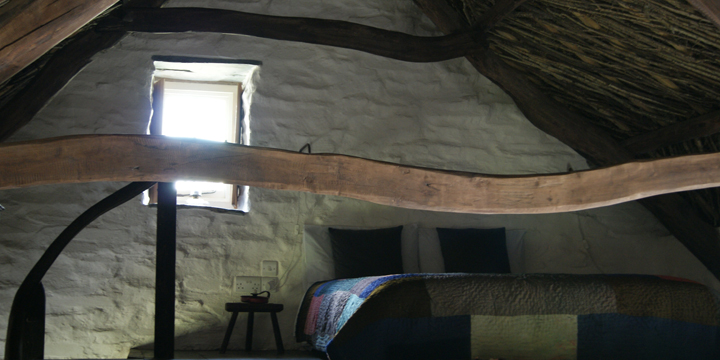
[296,273,720,360]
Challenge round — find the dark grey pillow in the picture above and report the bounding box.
[329,226,404,279]
[437,227,510,273]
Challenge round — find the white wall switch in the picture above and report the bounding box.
[261,260,279,277]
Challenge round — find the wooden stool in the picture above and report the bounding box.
[220,302,284,354]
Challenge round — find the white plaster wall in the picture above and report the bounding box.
[0,0,718,358]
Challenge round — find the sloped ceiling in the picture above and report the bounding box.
[1,0,720,277]
[445,0,720,225]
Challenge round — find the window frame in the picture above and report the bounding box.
[147,78,245,210]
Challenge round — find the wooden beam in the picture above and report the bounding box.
[0,0,118,86]
[414,0,720,280]
[96,7,486,63]
[5,135,720,215]
[0,30,125,141]
[0,0,167,142]
[688,0,720,30]
[622,110,720,155]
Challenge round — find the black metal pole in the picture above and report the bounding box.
[5,282,45,360]
[154,182,177,359]
[22,283,45,360]
[5,182,155,360]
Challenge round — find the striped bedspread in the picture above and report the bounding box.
[295,274,720,360]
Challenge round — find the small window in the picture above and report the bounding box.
[146,79,243,210]
[144,57,259,211]
[162,81,240,143]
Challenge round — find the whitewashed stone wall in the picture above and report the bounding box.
[1,0,717,358]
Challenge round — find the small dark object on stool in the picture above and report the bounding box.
[241,290,271,304]
[220,301,284,354]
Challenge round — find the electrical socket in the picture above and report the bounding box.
[234,276,261,294]
[261,260,279,277]
[262,277,279,291]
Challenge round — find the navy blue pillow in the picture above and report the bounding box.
[329,226,404,279]
[437,227,510,273]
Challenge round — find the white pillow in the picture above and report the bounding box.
[417,228,526,274]
[418,227,445,273]
[303,225,336,289]
[303,224,419,289]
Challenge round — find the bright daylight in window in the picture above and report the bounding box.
[160,80,240,209]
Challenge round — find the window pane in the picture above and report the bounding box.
[158,80,240,209]
[175,181,226,196]
[163,91,233,142]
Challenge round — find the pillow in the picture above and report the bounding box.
[401,224,420,273]
[329,226,404,278]
[303,225,337,287]
[418,228,525,273]
[437,227,511,273]
[418,227,445,273]
[303,224,419,288]
[505,229,526,273]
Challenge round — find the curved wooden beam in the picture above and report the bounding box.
[96,7,484,63]
[2,134,720,214]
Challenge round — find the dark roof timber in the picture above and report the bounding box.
[96,7,488,63]
[0,0,167,142]
[0,3,517,142]
[0,0,118,86]
[622,110,720,155]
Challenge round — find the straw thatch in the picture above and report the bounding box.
[448,0,720,225]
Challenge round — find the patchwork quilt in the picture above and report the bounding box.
[295,274,720,360]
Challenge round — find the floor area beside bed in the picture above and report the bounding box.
[127,349,324,359]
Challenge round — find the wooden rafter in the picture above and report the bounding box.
[0,0,167,142]
[413,0,720,280]
[622,110,720,155]
[0,0,118,86]
[0,30,125,141]
[5,135,720,215]
[96,7,486,63]
[1,3,484,142]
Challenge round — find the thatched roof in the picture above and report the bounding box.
[448,0,720,225]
